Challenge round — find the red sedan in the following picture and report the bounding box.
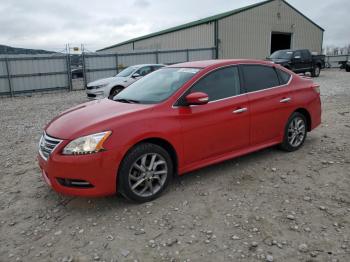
[38,59,321,202]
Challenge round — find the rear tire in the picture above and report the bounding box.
[346,65,350,72]
[311,65,321,77]
[279,112,307,152]
[108,86,123,99]
[117,143,173,203]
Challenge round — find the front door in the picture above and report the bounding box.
[177,66,250,165]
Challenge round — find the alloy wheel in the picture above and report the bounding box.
[128,153,168,197]
[287,116,306,147]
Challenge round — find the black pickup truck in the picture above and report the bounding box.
[268,49,325,77]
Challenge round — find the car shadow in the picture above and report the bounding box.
[53,136,318,214]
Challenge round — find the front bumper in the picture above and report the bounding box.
[86,88,106,100]
[37,141,122,197]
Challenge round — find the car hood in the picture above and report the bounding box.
[87,76,127,87]
[268,58,290,64]
[45,99,152,139]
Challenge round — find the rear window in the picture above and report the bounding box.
[277,68,291,85]
[242,65,280,92]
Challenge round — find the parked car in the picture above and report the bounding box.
[38,59,321,202]
[86,64,164,99]
[268,49,325,77]
[71,68,84,79]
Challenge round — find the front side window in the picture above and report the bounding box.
[136,66,152,76]
[242,65,280,92]
[114,68,200,104]
[269,50,293,59]
[293,51,301,58]
[189,66,240,101]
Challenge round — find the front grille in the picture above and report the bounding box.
[86,86,95,90]
[87,93,96,98]
[39,132,62,161]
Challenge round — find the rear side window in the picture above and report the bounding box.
[190,66,240,101]
[242,65,280,92]
[152,66,164,72]
[301,50,311,59]
[276,68,291,85]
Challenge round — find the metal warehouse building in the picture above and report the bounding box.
[97,0,324,59]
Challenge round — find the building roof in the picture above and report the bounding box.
[98,0,324,52]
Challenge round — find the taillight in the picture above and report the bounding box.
[312,83,320,94]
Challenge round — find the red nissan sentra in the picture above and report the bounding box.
[38,60,321,202]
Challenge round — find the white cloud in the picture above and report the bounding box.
[0,0,348,51]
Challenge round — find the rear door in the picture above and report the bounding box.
[301,50,313,70]
[178,66,250,165]
[241,64,293,145]
[292,51,303,72]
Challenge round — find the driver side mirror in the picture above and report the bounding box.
[185,92,209,105]
[132,73,141,78]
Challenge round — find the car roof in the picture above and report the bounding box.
[167,59,275,69]
[129,64,164,68]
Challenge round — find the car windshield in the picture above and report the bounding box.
[115,66,137,77]
[114,67,200,104]
[270,50,293,59]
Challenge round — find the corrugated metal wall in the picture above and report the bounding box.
[134,23,215,50]
[218,0,323,59]
[0,59,10,93]
[100,23,215,53]
[100,0,323,60]
[0,55,70,95]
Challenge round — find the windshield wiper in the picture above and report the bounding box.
[114,98,140,104]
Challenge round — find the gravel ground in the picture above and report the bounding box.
[0,69,349,262]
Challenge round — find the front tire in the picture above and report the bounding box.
[108,86,123,99]
[346,65,350,72]
[311,65,321,77]
[117,143,173,203]
[279,112,307,152]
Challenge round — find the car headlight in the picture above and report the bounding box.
[96,84,108,89]
[62,131,112,155]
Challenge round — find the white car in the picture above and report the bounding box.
[86,64,164,99]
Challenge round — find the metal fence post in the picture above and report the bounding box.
[155,50,159,64]
[115,54,119,74]
[4,57,13,97]
[186,49,189,61]
[65,54,73,91]
[82,52,87,89]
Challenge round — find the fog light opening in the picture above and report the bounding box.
[56,178,94,188]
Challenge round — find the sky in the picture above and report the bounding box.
[0,0,349,52]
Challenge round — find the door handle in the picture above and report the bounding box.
[233,108,248,114]
[280,97,291,103]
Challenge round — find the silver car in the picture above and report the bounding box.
[86,64,164,99]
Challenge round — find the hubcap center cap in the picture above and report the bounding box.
[145,171,154,179]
